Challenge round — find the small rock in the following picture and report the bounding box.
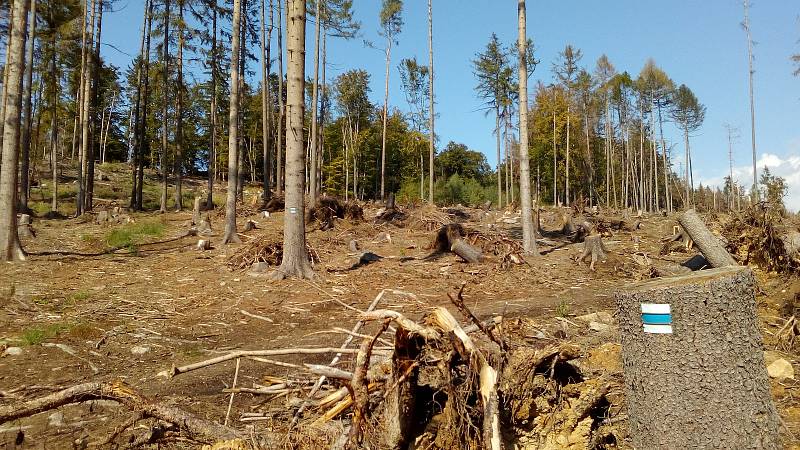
[130,346,150,355]
[48,411,65,427]
[588,321,611,333]
[767,359,794,381]
[577,311,615,325]
[3,347,22,356]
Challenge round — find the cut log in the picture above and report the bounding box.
[451,238,483,263]
[678,209,737,268]
[615,266,779,449]
[577,235,607,271]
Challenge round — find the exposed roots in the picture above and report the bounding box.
[227,236,320,271]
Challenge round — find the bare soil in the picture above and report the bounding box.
[2,176,799,448]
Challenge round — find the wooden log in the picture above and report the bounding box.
[678,209,737,268]
[451,238,483,263]
[615,266,779,449]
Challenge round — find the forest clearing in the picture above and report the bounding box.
[0,0,799,448]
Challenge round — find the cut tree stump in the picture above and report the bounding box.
[196,214,212,236]
[616,266,779,450]
[17,214,35,238]
[577,235,607,271]
[192,196,202,225]
[678,209,737,268]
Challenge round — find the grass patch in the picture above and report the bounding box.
[67,323,103,340]
[556,300,571,318]
[105,221,165,250]
[70,290,91,302]
[21,324,65,346]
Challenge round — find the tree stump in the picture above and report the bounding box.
[615,266,779,449]
[678,209,737,268]
[17,214,34,238]
[577,235,607,271]
[192,196,202,226]
[197,214,213,236]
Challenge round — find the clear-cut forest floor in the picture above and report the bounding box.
[1,168,799,449]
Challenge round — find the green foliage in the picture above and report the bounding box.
[105,221,165,250]
[759,166,788,213]
[21,324,65,346]
[434,174,491,207]
[437,141,491,182]
[670,84,706,132]
[556,300,571,318]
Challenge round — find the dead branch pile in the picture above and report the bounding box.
[306,197,364,231]
[722,203,800,274]
[464,229,526,267]
[226,236,320,271]
[406,205,451,231]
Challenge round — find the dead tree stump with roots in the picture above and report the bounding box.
[616,266,779,449]
[577,235,607,271]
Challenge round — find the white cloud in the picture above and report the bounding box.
[698,152,800,212]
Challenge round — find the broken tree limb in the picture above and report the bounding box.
[350,320,392,446]
[362,310,441,340]
[290,289,388,427]
[159,347,389,378]
[678,209,737,268]
[429,307,501,450]
[448,284,505,351]
[0,381,244,444]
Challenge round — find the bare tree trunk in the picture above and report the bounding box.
[565,103,570,204]
[18,0,34,213]
[221,0,242,244]
[272,0,314,280]
[86,0,103,212]
[75,0,92,215]
[552,110,557,205]
[275,0,284,196]
[0,0,29,261]
[173,0,184,210]
[129,0,149,209]
[743,0,757,202]
[159,0,170,213]
[427,0,434,204]
[495,107,501,207]
[49,6,58,214]
[260,0,271,202]
[0,7,14,158]
[658,105,670,212]
[308,0,321,202]
[136,0,153,210]
[206,0,217,210]
[517,0,536,255]
[318,29,327,196]
[379,36,391,201]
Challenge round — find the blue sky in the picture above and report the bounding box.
[102,1,800,209]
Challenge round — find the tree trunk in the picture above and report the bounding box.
[86,0,102,212]
[221,0,242,244]
[18,0,35,213]
[129,0,149,209]
[272,0,313,279]
[206,0,217,210]
[173,0,184,210]
[159,0,170,213]
[308,0,321,202]
[678,208,737,268]
[275,0,284,196]
[0,6,14,158]
[427,0,434,204]
[380,37,391,201]
[76,0,94,216]
[136,0,153,210]
[49,7,58,214]
[495,107,501,208]
[0,0,29,261]
[616,266,779,449]
[517,0,536,255]
[260,0,271,202]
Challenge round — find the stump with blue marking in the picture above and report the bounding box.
[616,266,779,449]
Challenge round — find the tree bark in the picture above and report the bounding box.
[0,0,29,261]
[18,0,34,213]
[271,0,314,280]
[616,266,779,449]
[380,35,391,201]
[136,0,153,210]
[85,0,102,212]
[206,0,217,210]
[517,0,537,255]
[221,0,242,244]
[49,5,58,214]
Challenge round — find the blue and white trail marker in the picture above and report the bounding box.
[641,303,672,334]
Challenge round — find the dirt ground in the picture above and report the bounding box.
[2,175,800,448]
